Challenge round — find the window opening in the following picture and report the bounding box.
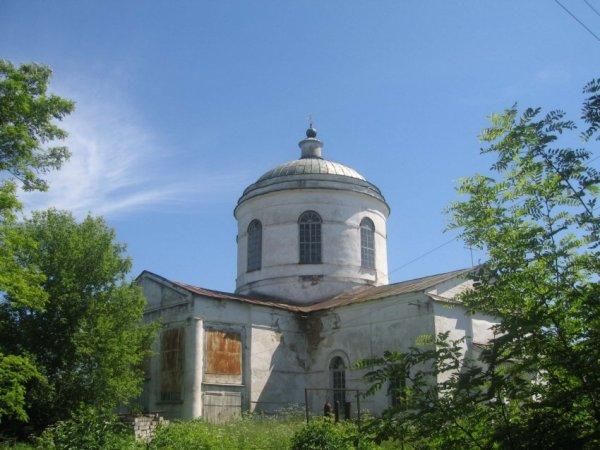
[299,211,322,264]
[329,356,346,407]
[160,327,184,402]
[247,219,262,272]
[360,217,376,269]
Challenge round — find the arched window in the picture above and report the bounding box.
[360,217,376,269]
[329,356,346,407]
[298,211,322,264]
[247,220,262,272]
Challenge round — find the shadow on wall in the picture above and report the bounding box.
[251,315,324,415]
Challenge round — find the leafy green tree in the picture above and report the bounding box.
[361,79,600,449]
[0,60,74,192]
[357,333,498,449]
[0,60,73,424]
[0,210,156,435]
[448,78,600,448]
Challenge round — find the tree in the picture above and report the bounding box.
[0,60,74,192]
[0,210,156,435]
[357,333,500,449]
[0,60,74,424]
[361,79,600,449]
[449,79,600,448]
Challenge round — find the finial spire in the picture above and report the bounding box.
[306,114,317,138]
[299,117,323,159]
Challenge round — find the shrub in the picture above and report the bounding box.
[290,418,377,450]
[34,406,138,450]
[149,420,235,450]
[149,414,304,450]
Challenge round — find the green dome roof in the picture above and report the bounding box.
[235,127,389,212]
[257,158,366,183]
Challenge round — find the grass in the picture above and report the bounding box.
[149,413,305,449]
[2,412,403,449]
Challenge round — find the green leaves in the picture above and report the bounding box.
[0,210,156,435]
[0,353,43,423]
[0,61,73,427]
[0,60,74,191]
[363,79,600,449]
[582,78,600,142]
[448,80,600,447]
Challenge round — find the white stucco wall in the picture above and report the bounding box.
[138,273,308,419]
[301,292,437,415]
[235,188,389,304]
[429,276,497,383]
[138,272,498,420]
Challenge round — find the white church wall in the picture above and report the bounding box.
[432,300,497,384]
[138,273,497,421]
[235,188,389,304]
[138,275,197,419]
[139,273,310,419]
[193,296,308,414]
[302,292,436,416]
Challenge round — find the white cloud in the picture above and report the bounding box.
[535,66,571,84]
[20,79,247,219]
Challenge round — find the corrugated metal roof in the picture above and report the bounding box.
[139,268,472,314]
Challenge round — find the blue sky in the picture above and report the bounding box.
[1,1,598,291]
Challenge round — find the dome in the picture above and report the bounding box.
[235,127,389,212]
[257,158,366,182]
[237,157,387,209]
[233,126,390,304]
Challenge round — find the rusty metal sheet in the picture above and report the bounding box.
[205,330,241,375]
[160,327,184,401]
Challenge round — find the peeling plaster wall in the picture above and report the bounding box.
[139,274,307,419]
[139,274,497,420]
[301,292,436,416]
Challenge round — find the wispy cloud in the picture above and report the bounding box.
[20,79,247,219]
[534,66,571,84]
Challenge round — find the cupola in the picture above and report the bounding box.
[233,127,390,305]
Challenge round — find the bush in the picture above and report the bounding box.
[291,418,378,450]
[35,406,138,450]
[149,420,235,450]
[149,414,304,450]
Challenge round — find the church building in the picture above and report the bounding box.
[137,126,496,421]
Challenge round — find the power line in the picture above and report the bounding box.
[584,0,600,18]
[553,0,600,42]
[389,235,460,276]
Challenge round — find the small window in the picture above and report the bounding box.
[247,220,262,272]
[360,218,375,269]
[329,356,346,407]
[299,211,322,264]
[388,376,404,408]
[160,327,184,402]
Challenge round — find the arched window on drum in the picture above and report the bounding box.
[360,217,376,269]
[247,219,262,272]
[298,211,322,264]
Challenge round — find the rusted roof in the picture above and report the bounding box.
[301,268,472,312]
[138,268,472,314]
[172,280,304,312]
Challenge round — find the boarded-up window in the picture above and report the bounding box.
[205,330,242,377]
[160,327,184,402]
